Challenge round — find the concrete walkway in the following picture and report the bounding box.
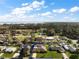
[62,53,69,59]
[32,53,37,58]
[13,53,20,58]
[0,53,4,57]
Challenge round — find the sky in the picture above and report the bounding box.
[0,0,79,23]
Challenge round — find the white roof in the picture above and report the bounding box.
[68,45,76,51]
[46,37,54,40]
[64,45,69,50]
[34,46,38,49]
[5,47,17,52]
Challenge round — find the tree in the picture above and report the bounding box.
[70,54,79,59]
[77,40,79,44]
[73,44,77,48]
[67,40,72,44]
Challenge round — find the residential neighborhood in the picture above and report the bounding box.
[0,24,78,59]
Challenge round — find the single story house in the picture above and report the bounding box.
[68,45,76,52]
[32,44,47,53]
[45,36,55,42]
[4,47,17,53]
[63,45,69,50]
[49,45,65,53]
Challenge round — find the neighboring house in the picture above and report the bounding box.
[63,44,76,52]
[4,47,17,53]
[45,36,54,42]
[49,45,65,53]
[35,37,44,43]
[63,45,69,50]
[68,45,76,52]
[23,44,30,56]
[32,44,47,53]
[40,33,46,35]
[59,42,66,46]
[0,40,4,45]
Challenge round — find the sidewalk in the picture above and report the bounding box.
[62,53,69,59]
[0,53,4,57]
[32,53,37,58]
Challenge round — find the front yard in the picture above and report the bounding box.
[1,53,14,58]
[37,51,62,59]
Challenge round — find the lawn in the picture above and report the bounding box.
[52,51,62,58]
[65,51,72,57]
[1,53,14,58]
[65,51,75,57]
[36,44,62,58]
[37,51,62,59]
[14,34,27,41]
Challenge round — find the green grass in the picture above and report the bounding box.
[37,51,53,58]
[37,51,62,59]
[2,53,14,58]
[65,51,72,57]
[52,51,62,58]
[35,32,40,35]
[36,44,62,58]
[14,34,27,41]
[65,51,75,57]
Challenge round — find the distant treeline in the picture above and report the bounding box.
[1,22,79,39]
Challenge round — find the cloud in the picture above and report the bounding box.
[0,0,78,23]
[64,16,69,19]
[11,7,33,15]
[31,0,44,8]
[69,6,79,12]
[63,17,77,22]
[0,0,46,23]
[39,11,54,21]
[11,0,45,15]
[41,12,51,16]
[52,8,66,13]
[22,3,29,6]
[43,5,48,8]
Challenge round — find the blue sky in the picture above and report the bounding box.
[0,0,79,23]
